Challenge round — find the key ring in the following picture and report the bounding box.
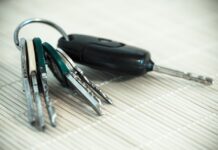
[14,18,69,50]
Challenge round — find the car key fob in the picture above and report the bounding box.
[58,34,213,85]
[58,34,154,75]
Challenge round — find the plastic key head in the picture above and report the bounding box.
[44,43,69,87]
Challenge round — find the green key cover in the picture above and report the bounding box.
[43,42,70,76]
[33,37,46,72]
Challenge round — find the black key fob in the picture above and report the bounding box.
[58,34,154,75]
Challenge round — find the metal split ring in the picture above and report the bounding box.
[14,18,69,50]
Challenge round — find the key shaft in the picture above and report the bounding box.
[66,74,102,115]
[40,72,57,126]
[153,65,213,85]
[31,74,45,129]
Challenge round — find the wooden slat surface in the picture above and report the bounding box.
[0,0,218,149]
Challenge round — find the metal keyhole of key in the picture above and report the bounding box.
[58,34,213,85]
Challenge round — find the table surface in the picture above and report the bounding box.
[0,0,218,149]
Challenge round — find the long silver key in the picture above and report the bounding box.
[33,38,56,127]
[153,65,213,85]
[43,42,103,115]
[20,38,35,124]
[27,40,45,130]
[56,48,112,104]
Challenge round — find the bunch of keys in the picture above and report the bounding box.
[14,18,213,130]
[14,18,112,130]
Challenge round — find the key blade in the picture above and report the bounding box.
[31,74,45,130]
[184,73,213,85]
[74,66,112,104]
[56,48,112,104]
[65,74,103,115]
[40,72,57,127]
[23,78,35,124]
[153,65,213,85]
[79,74,113,104]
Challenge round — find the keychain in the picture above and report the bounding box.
[14,18,213,130]
[14,18,112,130]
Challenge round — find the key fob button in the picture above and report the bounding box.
[97,38,124,48]
[98,38,112,43]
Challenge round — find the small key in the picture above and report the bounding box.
[43,42,106,115]
[58,34,213,85]
[33,37,57,127]
[56,48,112,104]
[26,39,45,130]
[20,38,35,125]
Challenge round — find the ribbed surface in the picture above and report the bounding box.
[0,0,218,149]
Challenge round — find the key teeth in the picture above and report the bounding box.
[82,76,112,104]
[77,75,112,106]
[153,65,214,86]
[106,97,113,104]
[72,64,113,104]
[184,73,213,85]
[55,48,113,118]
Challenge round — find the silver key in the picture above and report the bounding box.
[33,37,56,127]
[56,48,112,104]
[44,42,104,115]
[153,65,213,85]
[26,40,45,130]
[20,38,35,124]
